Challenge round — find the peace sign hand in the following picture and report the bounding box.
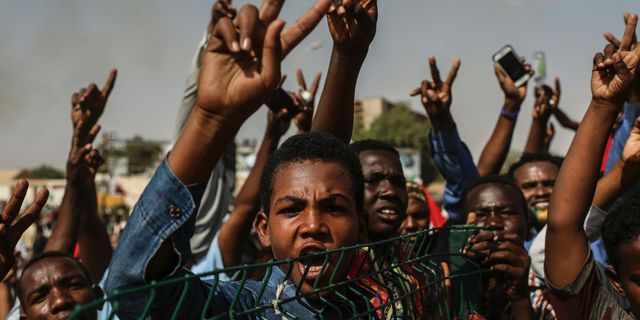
[410,56,460,131]
[71,69,116,132]
[592,14,640,107]
[0,181,48,280]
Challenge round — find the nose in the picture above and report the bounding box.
[49,287,76,315]
[378,180,398,199]
[534,183,548,197]
[299,209,329,239]
[484,212,504,231]
[404,216,418,232]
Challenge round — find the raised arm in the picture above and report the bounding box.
[310,0,377,144]
[477,60,532,176]
[546,15,640,288]
[605,12,640,105]
[218,109,291,268]
[548,77,580,131]
[524,84,554,153]
[410,56,479,224]
[293,69,321,134]
[593,116,640,211]
[142,0,332,282]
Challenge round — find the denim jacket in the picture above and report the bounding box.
[104,158,371,320]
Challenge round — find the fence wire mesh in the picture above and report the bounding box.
[69,226,490,320]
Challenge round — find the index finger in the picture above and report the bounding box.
[280,0,332,59]
[309,72,322,94]
[428,56,442,84]
[554,77,561,98]
[619,13,638,52]
[604,32,622,49]
[2,180,29,226]
[296,68,307,90]
[102,69,117,98]
[444,59,461,86]
[259,0,284,25]
[10,188,49,238]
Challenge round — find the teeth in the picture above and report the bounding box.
[534,202,549,208]
[309,266,322,272]
[380,209,397,214]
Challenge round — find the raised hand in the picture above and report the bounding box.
[195,0,331,124]
[592,14,640,107]
[208,0,237,34]
[532,84,554,121]
[266,107,293,138]
[326,0,378,53]
[409,56,460,132]
[0,181,48,279]
[71,69,117,132]
[605,12,640,104]
[494,58,533,109]
[293,69,321,133]
[67,120,103,185]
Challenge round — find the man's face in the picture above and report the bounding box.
[465,183,531,242]
[255,161,367,296]
[512,161,559,210]
[396,197,430,241]
[20,256,98,320]
[609,239,640,318]
[359,150,408,240]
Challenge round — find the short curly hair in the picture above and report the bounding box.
[464,174,529,223]
[602,191,640,272]
[349,139,400,157]
[259,132,364,215]
[507,152,564,180]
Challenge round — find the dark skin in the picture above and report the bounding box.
[546,13,640,317]
[605,12,640,104]
[477,59,533,176]
[396,197,430,241]
[512,161,558,210]
[19,256,101,320]
[218,108,291,271]
[254,161,369,297]
[359,150,408,241]
[464,183,534,320]
[545,78,580,131]
[524,85,554,154]
[292,69,322,134]
[311,0,377,144]
[146,0,333,282]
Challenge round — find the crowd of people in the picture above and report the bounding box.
[2,0,640,319]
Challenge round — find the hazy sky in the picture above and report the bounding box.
[0,0,637,170]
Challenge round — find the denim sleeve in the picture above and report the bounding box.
[104,157,212,319]
[429,127,480,225]
[605,102,640,173]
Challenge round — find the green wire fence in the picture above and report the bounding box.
[69,226,490,320]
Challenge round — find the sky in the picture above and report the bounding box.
[0,0,638,170]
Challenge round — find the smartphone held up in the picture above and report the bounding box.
[265,87,301,117]
[492,45,531,87]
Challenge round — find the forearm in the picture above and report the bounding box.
[553,108,580,131]
[594,159,640,211]
[546,99,622,287]
[219,130,280,268]
[78,180,112,283]
[524,117,549,154]
[478,100,520,176]
[45,183,84,253]
[311,46,368,144]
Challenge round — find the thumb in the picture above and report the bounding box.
[262,19,286,91]
[73,144,93,164]
[466,212,477,226]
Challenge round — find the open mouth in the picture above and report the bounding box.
[533,201,549,209]
[297,247,329,281]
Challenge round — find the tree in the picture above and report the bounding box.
[30,165,65,179]
[100,135,164,175]
[353,102,443,183]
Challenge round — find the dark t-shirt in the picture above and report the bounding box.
[546,250,635,320]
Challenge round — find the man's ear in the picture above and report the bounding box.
[255,211,271,249]
[605,267,627,298]
[92,284,105,310]
[357,210,369,244]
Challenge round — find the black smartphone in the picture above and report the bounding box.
[492,45,531,87]
[265,87,300,117]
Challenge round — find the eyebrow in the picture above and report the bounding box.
[27,274,87,298]
[274,196,304,206]
[470,204,518,211]
[274,194,353,206]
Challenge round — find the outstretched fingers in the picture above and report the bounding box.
[297,68,307,90]
[1,180,29,226]
[280,0,332,58]
[261,19,286,91]
[9,189,49,244]
[620,13,638,52]
[102,69,117,98]
[444,59,461,87]
[429,56,442,84]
